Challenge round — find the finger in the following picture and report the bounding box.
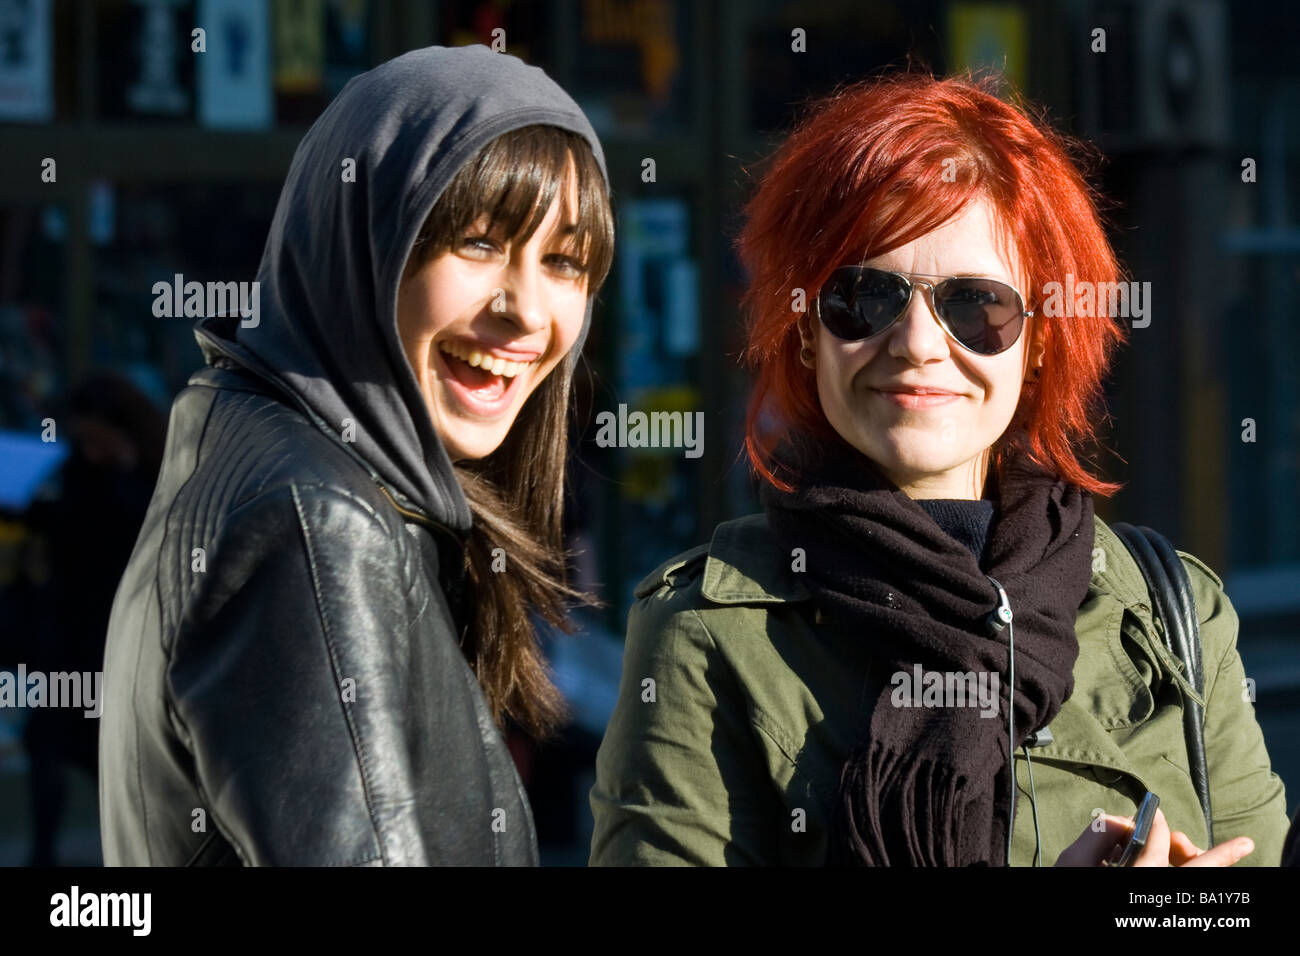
[1091,814,1135,861]
[1055,814,1133,867]
[1169,830,1205,866]
[1134,808,1172,867]
[1183,837,1254,868]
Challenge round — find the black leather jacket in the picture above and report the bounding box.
[99,45,610,866]
[99,357,538,865]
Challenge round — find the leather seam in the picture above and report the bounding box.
[131,585,155,866]
[154,383,223,866]
[291,482,390,866]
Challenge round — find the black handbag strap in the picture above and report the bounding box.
[1110,522,1214,846]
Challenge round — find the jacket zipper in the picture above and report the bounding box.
[376,482,461,545]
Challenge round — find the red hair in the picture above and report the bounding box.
[738,70,1127,495]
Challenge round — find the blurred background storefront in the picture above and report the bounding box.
[0,0,1296,865]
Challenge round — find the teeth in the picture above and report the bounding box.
[438,340,536,379]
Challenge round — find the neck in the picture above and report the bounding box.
[888,450,992,500]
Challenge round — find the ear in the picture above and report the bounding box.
[797,314,818,368]
[1025,319,1046,368]
[1031,328,1046,367]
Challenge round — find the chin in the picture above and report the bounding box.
[447,434,505,462]
[862,438,969,483]
[427,376,519,460]
[432,418,506,463]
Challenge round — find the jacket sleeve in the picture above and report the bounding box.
[589,588,780,866]
[1184,552,1291,865]
[166,483,430,866]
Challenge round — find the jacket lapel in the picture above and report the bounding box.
[694,513,1171,795]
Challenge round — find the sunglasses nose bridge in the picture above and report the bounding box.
[897,276,947,331]
[881,276,958,364]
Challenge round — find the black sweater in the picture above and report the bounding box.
[915,497,997,569]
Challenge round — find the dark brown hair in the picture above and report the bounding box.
[405,124,614,741]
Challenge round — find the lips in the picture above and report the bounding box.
[436,339,536,415]
[438,338,540,378]
[874,385,960,396]
[872,386,961,409]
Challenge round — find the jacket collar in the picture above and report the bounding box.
[700,515,812,603]
[698,512,1152,608]
[695,511,1182,791]
[188,319,471,551]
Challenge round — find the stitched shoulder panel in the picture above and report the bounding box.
[203,390,396,522]
[158,387,409,646]
[633,543,710,600]
[1177,549,1224,589]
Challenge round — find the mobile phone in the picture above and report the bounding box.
[1113,791,1160,866]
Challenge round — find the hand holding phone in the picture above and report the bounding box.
[1066,801,1258,868]
[1106,791,1160,866]
[1057,799,1257,866]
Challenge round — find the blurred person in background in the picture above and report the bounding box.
[24,371,164,865]
[99,45,613,866]
[589,71,1288,867]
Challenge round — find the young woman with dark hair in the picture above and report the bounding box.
[589,71,1287,867]
[100,45,613,866]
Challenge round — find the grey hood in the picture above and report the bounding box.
[193,44,609,537]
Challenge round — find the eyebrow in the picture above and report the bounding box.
[869,268,1012,280]
[471,220,583,240]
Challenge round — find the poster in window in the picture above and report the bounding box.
[198,0,271,129]
[97,0,196,122]
[0,0,53,122]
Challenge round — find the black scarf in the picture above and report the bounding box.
[761,436,1095,866]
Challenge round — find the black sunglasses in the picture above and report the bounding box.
[814,266,1033,356]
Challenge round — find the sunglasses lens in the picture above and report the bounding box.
[934,278,1025,355]
[817,267,910,340]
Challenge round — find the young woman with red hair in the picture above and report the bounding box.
[589,71,1289,867]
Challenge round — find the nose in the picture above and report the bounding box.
[886,282,951,364]
[496,255,549,335]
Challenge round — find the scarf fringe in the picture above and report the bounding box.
[764,436,1094,866]
[836,738,997,866]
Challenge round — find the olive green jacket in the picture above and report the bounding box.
[589,513,1290,866]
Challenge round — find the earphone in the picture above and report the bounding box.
[986,575,1045,867]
